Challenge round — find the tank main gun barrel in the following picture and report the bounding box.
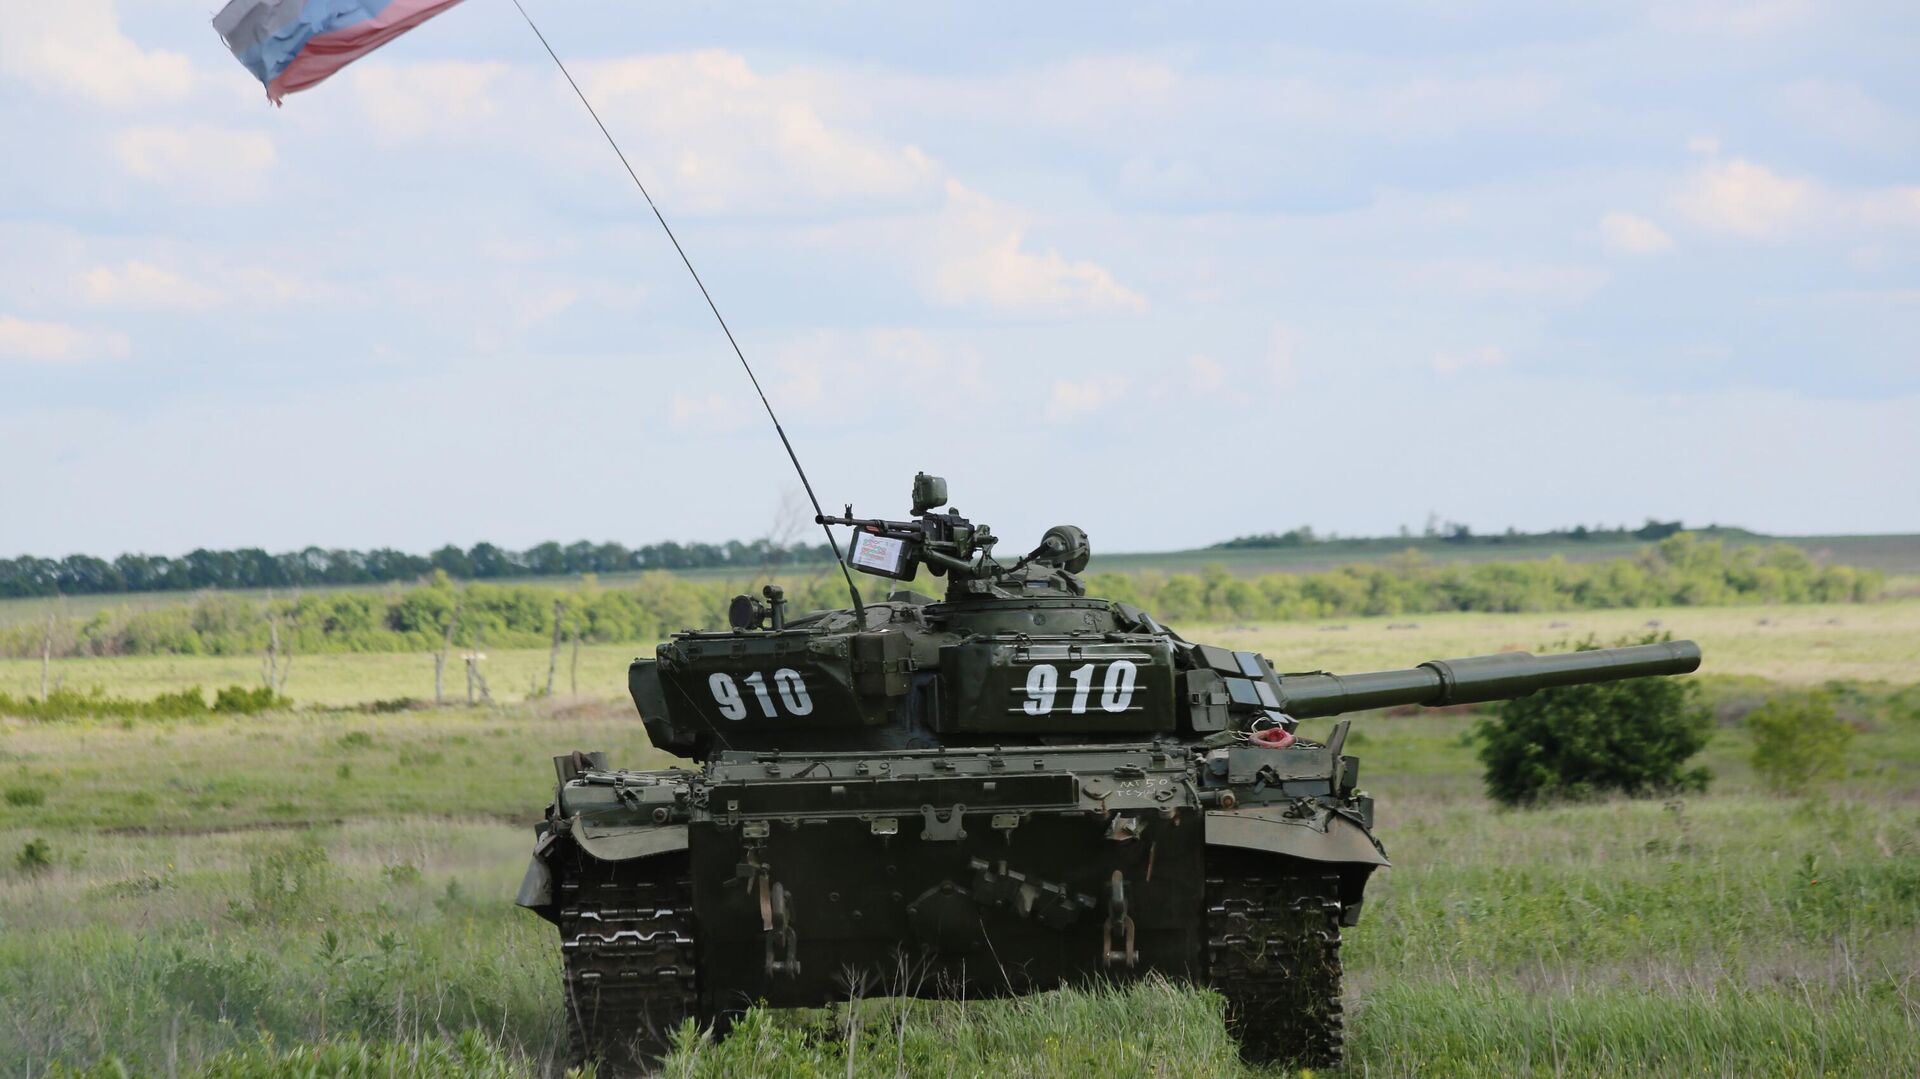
[1276,640,1702,719]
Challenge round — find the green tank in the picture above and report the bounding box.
[516,473,1703,1071]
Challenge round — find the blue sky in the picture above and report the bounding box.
[2,0,1916,558]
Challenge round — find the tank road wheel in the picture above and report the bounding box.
[1203,849,1345,1068]
[559,850,700,1075]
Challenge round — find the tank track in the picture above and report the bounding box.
[1203,849,1346,1068]
[557,849,700,1075]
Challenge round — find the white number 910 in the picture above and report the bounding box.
[1023,661,1137,716]
[708,669,813,720]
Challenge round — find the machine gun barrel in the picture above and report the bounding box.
[816,513,922,537]
[1276,640,1701,719]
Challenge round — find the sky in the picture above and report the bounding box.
[2,0,1917,559]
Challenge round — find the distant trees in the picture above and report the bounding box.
[0,533,1884,662]
[1217,517,1695,550]
[0,537,836,599]
[1089,534,1880,623]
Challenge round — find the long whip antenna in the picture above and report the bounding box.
[508,0,863,615]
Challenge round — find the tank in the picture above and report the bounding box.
[515,473,1703,1072]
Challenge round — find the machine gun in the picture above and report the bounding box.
[816,471,999,581]
[818,472,1091,587]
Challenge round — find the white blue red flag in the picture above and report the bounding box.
[213,0,470,104]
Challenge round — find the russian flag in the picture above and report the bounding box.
[214,0,470,104]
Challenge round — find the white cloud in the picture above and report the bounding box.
[0,315,131,364]
[338,50,1140,317]
[81,261,223,311]
[1685,135,1722,155]
[1433,347,1507,376]
[668,392,751,433]
[1653,0,1812,35]
[1045,375,1130,421]
[512,288,580,329]
[579,51,938,212]
[1857,187,1920,230]
[1780,81,1912,151]
[1673,158,1810,238]
[349,62,510,142]
[922,181,1146,315]
[1598,212,1675,255]
[1268,326,1299,390]
[111,126,277,199]
[761,328,990,420]
[0,0,194,108]
[848,60,1559,142]
[1392,257,1610,301]
[1186,354,1225,391]
[1671,153,1920,240]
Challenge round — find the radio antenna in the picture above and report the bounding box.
[508,0,863,616]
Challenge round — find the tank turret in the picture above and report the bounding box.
[521,474,1706,1073]
[628,475,1700,759]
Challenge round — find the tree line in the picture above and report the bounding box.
[2,534,1880,661]
[2,515,1722,599]
[1216,518,1693,549]
[0,538,836,598]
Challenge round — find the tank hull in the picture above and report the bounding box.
[690,811,1207,1008]
[521,742,1383,1072]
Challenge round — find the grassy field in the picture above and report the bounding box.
[2,591,1916,1076]
[3,676,1916,1078]
[5,597,1916,707]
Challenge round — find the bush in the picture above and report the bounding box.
[1477,636,1711,806]
[4,785,46,807]
[0,685,288,720]
[1747,692,1855,794]
[213,685,290,713]
[16,837,54,874]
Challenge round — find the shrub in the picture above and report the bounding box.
[0,685,288,720]
[1477,636,1711,806]
[16,837,54,874]
[213,685,289,713]
[1747,692,1855,794]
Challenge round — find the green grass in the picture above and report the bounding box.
[1204,597,1920,685]
[3,669,1918,1077]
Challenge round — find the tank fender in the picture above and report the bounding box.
[574,822,690,863]
[514,824,692,924]
[1204,808,1389,867]
[1205,808,1388,927]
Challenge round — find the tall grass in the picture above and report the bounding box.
[2,687,1916,1077]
